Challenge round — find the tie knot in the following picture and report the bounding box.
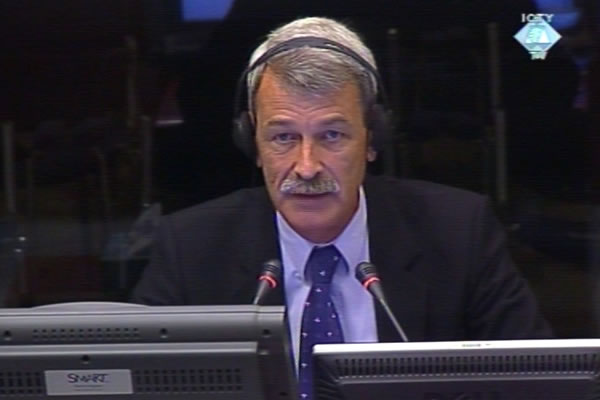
[306,245,341,284]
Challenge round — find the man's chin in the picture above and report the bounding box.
[279,197,334,224]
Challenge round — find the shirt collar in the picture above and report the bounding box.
[276,186,368,278]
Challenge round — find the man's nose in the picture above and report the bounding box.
[293,139,322,180]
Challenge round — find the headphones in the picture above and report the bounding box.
[231,36,394,160]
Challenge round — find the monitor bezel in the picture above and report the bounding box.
[313,339,600,400]
[0,302,297,400]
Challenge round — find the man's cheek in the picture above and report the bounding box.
[264,169,279,187]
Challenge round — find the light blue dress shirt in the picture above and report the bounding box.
[276,187,378,370]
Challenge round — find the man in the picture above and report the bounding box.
[132,16,552,399]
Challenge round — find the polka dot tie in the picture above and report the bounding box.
[298,245,344,400]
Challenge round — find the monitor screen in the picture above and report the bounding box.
[0,302,296,400]
[181,0,235,22]
[313,339,600,400]
[141,0,232,58]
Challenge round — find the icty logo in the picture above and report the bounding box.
[514,14,562,60]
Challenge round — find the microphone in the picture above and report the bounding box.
[356,262,409,342]
[252,259,282,305]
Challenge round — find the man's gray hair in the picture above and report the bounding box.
[246,17,379,116]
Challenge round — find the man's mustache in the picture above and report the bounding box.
[279,176,340,195]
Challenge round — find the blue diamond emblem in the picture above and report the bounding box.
[514,20,561,59]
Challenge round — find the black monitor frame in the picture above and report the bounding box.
[0,302,297,400]
[313,339,600,400]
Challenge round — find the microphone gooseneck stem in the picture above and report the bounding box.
[356,262,410,342]
[252,279,272,305]
[252,291,263,305]
[378,298,409,342]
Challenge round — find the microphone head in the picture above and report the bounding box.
[259,259,282,288]
[355,261,378,284]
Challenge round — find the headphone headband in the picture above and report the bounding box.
[234,36,389,117]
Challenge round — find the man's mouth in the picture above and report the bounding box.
[290,192,331,198]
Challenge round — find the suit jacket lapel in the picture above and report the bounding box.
[228,188,285,306]
[365,176,428,342]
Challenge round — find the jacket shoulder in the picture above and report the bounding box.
[367,175,488,212]
[165,186,272,229]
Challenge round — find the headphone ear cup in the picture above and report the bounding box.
[367,103,394,153]
[232,111,256,160]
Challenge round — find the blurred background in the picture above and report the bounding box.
[0,0,598,338]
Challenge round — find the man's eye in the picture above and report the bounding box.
[272,133,297,144]
[322,130,343,142]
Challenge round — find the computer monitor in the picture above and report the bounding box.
[0,302,297,400]
[141,0,234,58]
[313,339,600,400]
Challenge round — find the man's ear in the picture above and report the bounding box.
[251,112,262,167]
[365,127,377,162]
[366,128,377,162]
[367,146,377,162]
[256,153,263,168]
[255,134,263,168]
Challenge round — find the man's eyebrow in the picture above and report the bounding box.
[263,116,351,128]
[264,118,295,128]
[318,116,351,126]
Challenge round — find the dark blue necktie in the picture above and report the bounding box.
[298,245,345,400]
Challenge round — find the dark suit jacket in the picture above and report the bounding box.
[131,175,552,341]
